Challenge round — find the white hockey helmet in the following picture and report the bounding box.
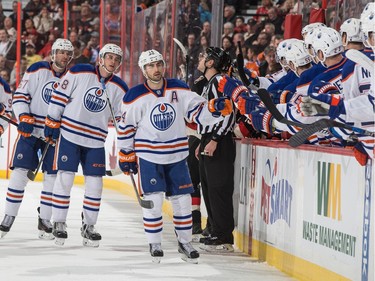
[340,18,364,46]
[301,22,326,37]
[51,38,74,65]
[303,26,328,53]
[311,27,344,62]
[99,43,123,63]
[360,2,375,22]
[276,38,299,66]
[361,12,375,49]
[138,49,165,73]
[285,40,312,74]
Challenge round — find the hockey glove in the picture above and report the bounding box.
[18,113,35,138]
[244,67,260,87]
[119,149,138,175]
[218,75,249,102]
[237,94,261,115]
[271,90,293,104]
[0,102,5,115]
[208,97,233,116]
[44,115,61,143]
[249,107,274,134]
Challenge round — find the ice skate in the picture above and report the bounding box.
[200,236,234,253]
[53,222,67,246]
[0,215,15,238]
[178,241,199,264]
[81,224,101,247]
[37,207,54,240]
[149,243,163,263]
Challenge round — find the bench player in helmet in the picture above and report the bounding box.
[117,49,232,263]
[0,39,73,239]
[44,43,129,247]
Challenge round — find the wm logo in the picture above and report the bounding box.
[317,161,341,220]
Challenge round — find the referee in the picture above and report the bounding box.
[196,47,236,253]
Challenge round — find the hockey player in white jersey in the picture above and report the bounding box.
[0,76,12,136]
[0,39,73,239]
[117,49,232,263]
[44,43,129,247]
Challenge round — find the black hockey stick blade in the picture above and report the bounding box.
[27,143,50,181]
[288,119,332,147]
[130,173,154,209]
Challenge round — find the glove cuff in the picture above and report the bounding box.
[19,113,35,124]
[119,150,136,162]
[45,115,61,128]
[263,111,274,134]
[232,86,248,102]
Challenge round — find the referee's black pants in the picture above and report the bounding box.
[199,133,235,244]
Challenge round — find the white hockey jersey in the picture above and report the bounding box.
[48,64,128,148]
[0,77,12,131]
[12,61,66,138]
[117,78,223,164]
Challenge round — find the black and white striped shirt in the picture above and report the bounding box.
[197,74,236,139]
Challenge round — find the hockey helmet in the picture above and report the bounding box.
[285,40,312,72]
[301,22,326,37]
[276,38,299,66]
[99,43,123,63]
[360,2,375,22]
[51,38,74,64]
[311,27,344,62]
[339,18,364,46]
[205,47,232,72]
[361,12,375,49]
[138,49,165,71]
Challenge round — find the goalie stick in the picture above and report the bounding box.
[101,79,153,209]
[289,118,375,147]
[345,49,374,75]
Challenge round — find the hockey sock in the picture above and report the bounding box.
[142,192,164,244]
[4,168,29,216]
[171,194,192,244]
[52,171,74,222]
[39,173,57,220]
[82,176,103,225]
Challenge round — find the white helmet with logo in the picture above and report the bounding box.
[285,40,312,74]
[311,27,344,62]
[361,12,375,50]
[301,22,326,37]
[340,18,364,46]
[99,43,123,63]
[276,38,300,67]
[360,2,375,22]
[138,49,165,74]
[51,38,74,64]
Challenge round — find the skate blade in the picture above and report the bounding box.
[0,231,8,238]
[83,238,100,247]
[192,234,202,243]
[180,254,199,264]
[201,244,234,253]
[39,230,55,240]
[151,256,162,263]
[55,238,66,246]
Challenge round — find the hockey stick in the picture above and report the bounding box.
[101,78,120,134]
[235,41,258,91]
[130,173,154,209]
[105,167,122,176]
[288,119,375,147]
[100,79,153,209]
[345,49,374,75]
[27,142,50,181]
[173,38,189,84]
[0,114,18,127]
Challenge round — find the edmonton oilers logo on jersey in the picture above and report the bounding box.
[83,87,107,113]
[41,81,57,104]
[150,103,176,131]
